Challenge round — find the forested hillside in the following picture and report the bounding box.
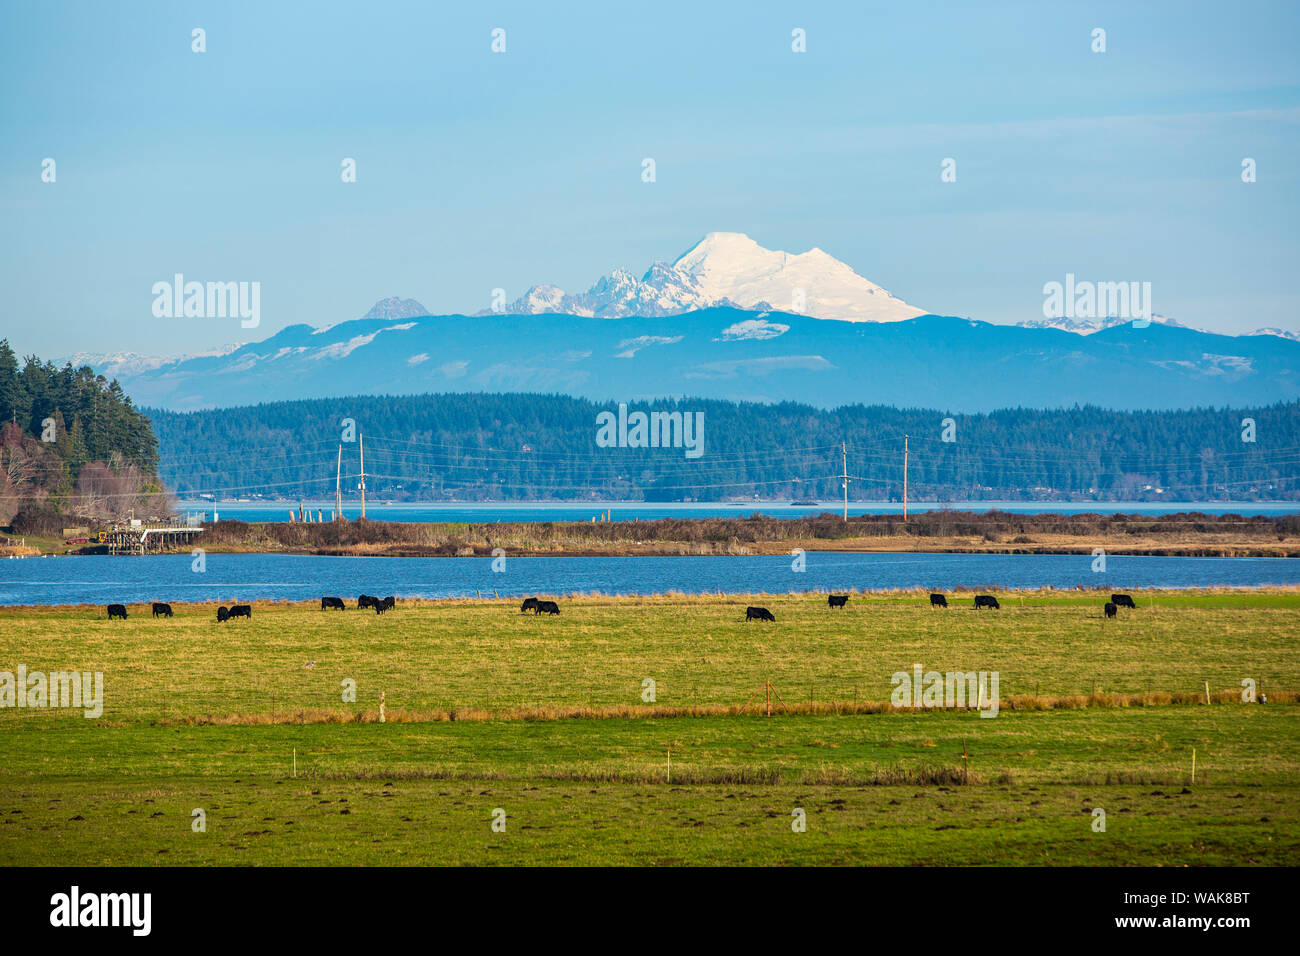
[0,339,165,529]
[146,393,1300,503]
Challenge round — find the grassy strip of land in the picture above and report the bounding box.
[1,591,1294,725]
[4,707,1296,786]
[3,778,1294,866]
[2,707,1297,865]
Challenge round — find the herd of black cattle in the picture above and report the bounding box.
[102,591,1139,621]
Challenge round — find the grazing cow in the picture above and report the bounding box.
[321,596,346,610]
[107,603,128,620]
[151,602,173,618]
[828,594,848,609]
[745,605,775,622]
[1111,593,1137,609]
[1104,602,1117,619]
[216,606,230,623]
[537,600,560,615]
[929,593,948,608]
[974,595,1000,610]
[520,597,540,614]
[229,604,252,619]
[374,596,396,615]
[357,594,378,610]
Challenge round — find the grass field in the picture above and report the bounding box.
[1,589,1297,865]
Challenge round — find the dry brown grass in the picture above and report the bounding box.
[295,763,972,787]
[157,687,1296,727]
[182,511,1300,559]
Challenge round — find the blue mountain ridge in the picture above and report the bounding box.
[114,308,1300,413]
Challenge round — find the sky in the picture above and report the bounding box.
[1,0,1298,358]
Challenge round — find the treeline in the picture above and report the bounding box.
[145,392,1300,503]
[0,340,166,529]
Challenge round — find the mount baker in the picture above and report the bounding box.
[59,232,1300,412]
[487,232,927,323]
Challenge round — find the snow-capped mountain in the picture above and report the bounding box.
[488,232,926,322]
[1251,327,1300,342]
[61,343,245,379]
[1017,314,1195,335]
[1022,314,1300,341]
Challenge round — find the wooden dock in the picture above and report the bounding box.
[101,524,204,556]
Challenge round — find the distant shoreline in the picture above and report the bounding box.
[13,510,1298,559]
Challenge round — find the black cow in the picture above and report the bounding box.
[974,595,1000,610]
[520,597,540,614]
[358,594,378,610]
[537,600,560,615]
[151,602,173,618]
[373,596,396,615]
[1111,593,1137,609]
[321,596,346,610]
[930,593,948,608]
[746,605,775,622]
[107,603,128,620]
[828,594,848,609]
[1104,602,1117,619]
[229,604,252,619]
[216,606,230,623]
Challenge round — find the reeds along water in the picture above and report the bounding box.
[195,510,1300,556]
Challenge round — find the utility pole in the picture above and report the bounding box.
[335,445,343,520]
[903,434,909,522]
[840,442,849,522]
[359,431,367,519]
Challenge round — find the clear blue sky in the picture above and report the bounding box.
[2,0,1297,357]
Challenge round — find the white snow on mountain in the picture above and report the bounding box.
[614,335,684,358]
[62,343,245,378]
[1017,313,1198,335]
[309,322,419,360]
[489,232,926,322]
[672,232,923,322]
[717,316,791,341]
[1250,327,1300,341]
[312,296,430,335]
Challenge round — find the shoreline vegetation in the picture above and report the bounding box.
[9,510,1299,558]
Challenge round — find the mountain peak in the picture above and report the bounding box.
[362,297,430,321]
[491,233,925,322]
[668,232,923,321]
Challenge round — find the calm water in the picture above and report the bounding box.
[179,500,1299,523]
[3,552,1297,606]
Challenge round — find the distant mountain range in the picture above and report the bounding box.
[81,305,1299,413]
[1017,314,1196,335]
[57,232,1300,412]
